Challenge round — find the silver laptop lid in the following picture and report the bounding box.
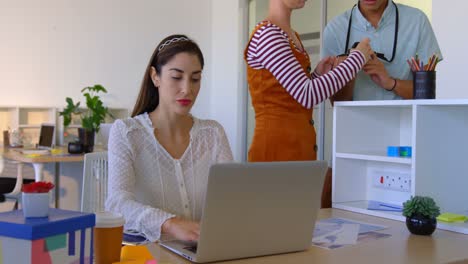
[194,161,327,263]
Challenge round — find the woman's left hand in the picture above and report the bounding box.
[314,56,336,76]
[161,217,200,242]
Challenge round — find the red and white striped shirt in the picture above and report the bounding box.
[246,22,365,109]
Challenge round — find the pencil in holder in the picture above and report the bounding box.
[413,71,436,99]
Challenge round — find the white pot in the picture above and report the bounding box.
[22,192,50,218]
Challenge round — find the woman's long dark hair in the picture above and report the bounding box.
[131,34,204,117]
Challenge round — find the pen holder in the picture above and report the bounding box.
[413,71,436,99]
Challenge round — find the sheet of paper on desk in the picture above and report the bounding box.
[312,223,359,245]
[20,149,50,155]
[312,218,391,250]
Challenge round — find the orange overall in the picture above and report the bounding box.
[245,23,317,162]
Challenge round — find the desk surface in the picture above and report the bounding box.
[147,209,468,264]
[1,147,84,163]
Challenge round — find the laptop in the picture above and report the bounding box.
[160,160,328,263]
[21,124,55,154]
[37,123,55,149]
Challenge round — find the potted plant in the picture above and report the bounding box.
[403,195,440,235]
[59,84,111,153]
[21,181,55,218]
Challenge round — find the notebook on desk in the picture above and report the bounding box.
[160,161,328,263]
[20,124,55,155]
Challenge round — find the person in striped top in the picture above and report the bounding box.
[244,0,372,162]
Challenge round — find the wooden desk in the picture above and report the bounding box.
[146,209,468,264]
[1,147,84,208]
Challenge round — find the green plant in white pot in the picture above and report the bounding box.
[59,84,112,153]
[403,195,440,236]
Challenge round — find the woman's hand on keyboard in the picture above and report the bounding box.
[162,217,200,242]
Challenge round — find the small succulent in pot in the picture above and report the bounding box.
[403,196,440,236]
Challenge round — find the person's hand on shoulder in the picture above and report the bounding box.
[162,217,200,242]
[353,38,372,63]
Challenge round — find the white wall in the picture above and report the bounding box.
[433,0,468,99]
[0,0,212,117]
[210,0,248,161]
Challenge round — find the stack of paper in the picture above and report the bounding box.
[312,218,390,250]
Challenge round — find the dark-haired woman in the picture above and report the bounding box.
[107,35,233,242]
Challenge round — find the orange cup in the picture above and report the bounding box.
[94,212,125,264]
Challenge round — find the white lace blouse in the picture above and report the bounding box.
[106,113,234,242]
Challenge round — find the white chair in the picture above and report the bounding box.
[0,159,26,211]
[81,151,108,213]
[4,162,24,196]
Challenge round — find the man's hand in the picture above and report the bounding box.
[314,56,336,75]
[162,217,200,242]
[362,55,394,90]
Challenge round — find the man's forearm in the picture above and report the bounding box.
[393,79,413,99]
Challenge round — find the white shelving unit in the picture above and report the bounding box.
[19,107,56,147]
[0,106,128,147]
[333,99,468,234]
[0,107,18,143]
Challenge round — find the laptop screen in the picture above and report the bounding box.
[38,124,55,148]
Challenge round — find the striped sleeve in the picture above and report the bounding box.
[246,24,365,109]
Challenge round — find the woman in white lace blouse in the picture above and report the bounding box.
[107,34,234,242]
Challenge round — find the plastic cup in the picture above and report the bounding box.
[94,212,125,264]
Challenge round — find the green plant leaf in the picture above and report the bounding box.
[402,195,440,218]
[64,84,110,132]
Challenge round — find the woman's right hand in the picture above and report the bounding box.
[161,217,200,242]
[353,38,372,63]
